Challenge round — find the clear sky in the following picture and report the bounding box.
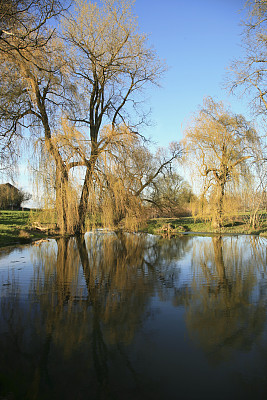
[133,0,248,145]
[4,0,250,202]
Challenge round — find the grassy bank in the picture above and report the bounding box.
[0,210,56,248]
[1,210,266,248]
[143,215,267,237]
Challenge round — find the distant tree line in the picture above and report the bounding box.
[0,183,31,209]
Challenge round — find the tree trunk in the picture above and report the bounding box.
[212,182,225,229]
[55,166,69,234]
[76,145,99,234]
[35,84,71,235]
[76,167,92,233]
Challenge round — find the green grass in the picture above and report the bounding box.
[143,214,267,236]
[0,210,52,247]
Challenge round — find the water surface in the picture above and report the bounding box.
[0,233,266,399]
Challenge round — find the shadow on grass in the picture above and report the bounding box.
[0,211,30,227]
[224,221,245,228]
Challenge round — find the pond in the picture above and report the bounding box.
[0,233,267,399]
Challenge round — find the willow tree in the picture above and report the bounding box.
[0,36,78,232]
[0,0,68,163]
[76,124,181,230]
[0,0,81,233]
[63,0,165,232]
[1,0,166,234]
[183,97,259,228]
[0,0,73,230]
[227,0,267,225]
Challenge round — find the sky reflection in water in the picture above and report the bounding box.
[0,233,267,400]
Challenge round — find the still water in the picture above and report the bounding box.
[0,233,266,400]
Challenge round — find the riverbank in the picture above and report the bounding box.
[0,210,59,248]
[0,210,266,248]
[143,215,267,237]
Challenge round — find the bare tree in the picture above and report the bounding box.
[66,126,182,230]
[228,0,267,124]
[147,170,194,217]
[0,0,70,178]
[0,0,67,56]
[62,0,166,232]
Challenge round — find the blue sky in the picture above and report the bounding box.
[133,0,248,145]
[5,0,250,201]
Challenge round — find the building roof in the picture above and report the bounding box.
[0,183,19,192]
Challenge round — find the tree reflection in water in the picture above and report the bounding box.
[0,233,191,399]
[185,236,267,363]
[0,233,266,399]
